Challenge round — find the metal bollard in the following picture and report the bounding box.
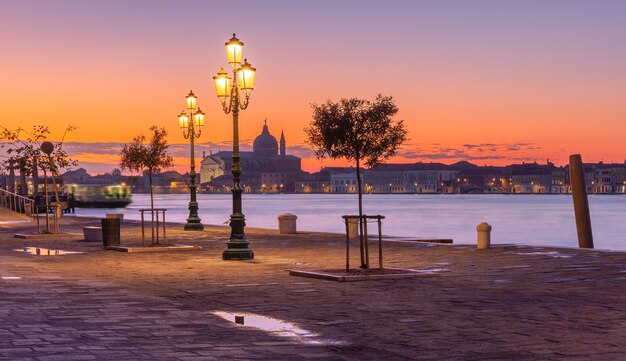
[277,213,297,234]
[476,222,492,249]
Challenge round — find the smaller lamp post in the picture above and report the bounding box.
[178,90,205,231]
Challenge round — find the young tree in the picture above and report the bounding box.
[0,125,77,195]
[305,94,408,269]
[119,126,174,245]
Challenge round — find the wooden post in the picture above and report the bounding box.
[569,154,594,248]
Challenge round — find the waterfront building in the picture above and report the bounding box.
[510,162,555,193]
[200,121,303,193]
[367,162,461,193]
[454,166,509,194]
[294,167,351,193]
[550,168,568,194]
[591,162,626,194]
[330,172,362,193]
[62,168,90,184]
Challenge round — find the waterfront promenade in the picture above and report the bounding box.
[1,217,626,360]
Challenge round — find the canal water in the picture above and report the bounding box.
[71,193,626,250]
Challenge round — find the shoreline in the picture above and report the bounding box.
[16,213,626,255]
[2,213,626,359]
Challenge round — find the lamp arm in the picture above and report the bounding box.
[239,95,250,110]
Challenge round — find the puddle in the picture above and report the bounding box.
[14,247,83,256]
[517,251,572,258]
[408,267,450,274]
[210,311,345,345]
[0,220,32,224]
[499,265,531,269]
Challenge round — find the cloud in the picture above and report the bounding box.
[396,142,542,163]
[287,144,316,158]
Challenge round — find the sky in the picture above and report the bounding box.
[1,0,625,174]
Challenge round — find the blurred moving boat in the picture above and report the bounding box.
[66,184,132,208]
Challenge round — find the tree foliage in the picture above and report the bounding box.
[119,126,173,175]
[119,126,173,245]
[305,94,407,269]
[305,94,407,168]
[0,125,77,192]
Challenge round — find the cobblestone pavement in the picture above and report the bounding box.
[1,217,626,360]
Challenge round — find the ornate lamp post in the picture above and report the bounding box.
[178,90,205,231]
[212,33,256,260]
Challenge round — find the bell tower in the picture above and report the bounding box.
[280,130,286,157]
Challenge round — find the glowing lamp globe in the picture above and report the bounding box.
[194,108,205,128]
[225,33,243,66]
[178,111,189,131]
[213,67,231,105]
[237,59,256,97]
[186,91,197,110]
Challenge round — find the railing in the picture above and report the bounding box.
[0,188,38,222]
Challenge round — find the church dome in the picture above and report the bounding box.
[253,121,278,156]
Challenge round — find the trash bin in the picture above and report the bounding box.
[101,218,121,247]
[106,213,124,220]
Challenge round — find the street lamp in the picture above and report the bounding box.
[213,33,256,260]
[178,90,205,231]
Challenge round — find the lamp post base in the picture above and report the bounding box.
[222,240,254,260]
[184,200,203,231]
[184,221,204,231]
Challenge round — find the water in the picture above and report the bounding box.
[71,193,626,250]
[15,247,83,256]
[211,310,344,345]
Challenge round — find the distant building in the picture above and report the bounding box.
[366,162,461,193]
[510,162,555,193]
[200,120,304,193]
[591,162,626,194]
[330,172,362,193]
[454,166,509,194]
[295,167,354,193]
[62,168,90,184]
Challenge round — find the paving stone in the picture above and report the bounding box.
[1,217,626,360]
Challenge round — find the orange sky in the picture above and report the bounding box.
[1,1,625,174]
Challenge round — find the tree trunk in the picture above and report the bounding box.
[355,157,367,269]
[48,156,61,234]
[19,165,27,195]
[33,158,39,196]
[8,160,15,192]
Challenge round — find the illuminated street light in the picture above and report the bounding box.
[213,33,257,260]
[178,90,204,231]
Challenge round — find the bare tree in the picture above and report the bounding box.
[305,94,408,268]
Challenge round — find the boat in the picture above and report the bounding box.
[65,184,132,208]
